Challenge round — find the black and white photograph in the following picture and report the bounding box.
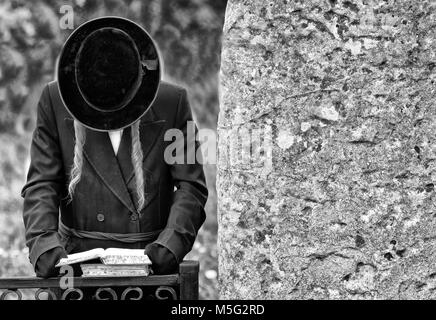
[0,0,435,312]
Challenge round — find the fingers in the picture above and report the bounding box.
[35,246,68,278]
[145,243,178,275]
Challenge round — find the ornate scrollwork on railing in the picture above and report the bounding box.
[95,287,118,300]
[61,288,84,300]
[0,260,198,300]
[35,288,58,300]
[0,289,23,300]
[121,287,143,300]
[155,286,177,300]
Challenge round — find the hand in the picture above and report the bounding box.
[35,246,67,278]
[145,243,178,275]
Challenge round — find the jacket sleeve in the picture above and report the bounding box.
[21,84,65,269]
[151,88,208,263]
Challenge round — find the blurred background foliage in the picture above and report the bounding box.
[0,0,226,299]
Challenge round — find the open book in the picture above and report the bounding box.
[55,248,152,267]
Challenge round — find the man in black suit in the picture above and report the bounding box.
[21,17,208,278]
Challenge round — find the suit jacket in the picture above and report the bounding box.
[21,80,208,269]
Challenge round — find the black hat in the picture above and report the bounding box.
[57,16,161,131]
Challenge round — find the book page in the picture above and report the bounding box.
[101,248,152,265]
[55,248,105,267]
[103,248,148,256]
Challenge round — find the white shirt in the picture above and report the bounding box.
[108,129,123,155]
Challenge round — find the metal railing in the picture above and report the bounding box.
[0,260,199,300]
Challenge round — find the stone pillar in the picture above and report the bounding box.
[218,0,436,299]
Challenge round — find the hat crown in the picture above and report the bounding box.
[75,27,143,112]
[57,16,161,131]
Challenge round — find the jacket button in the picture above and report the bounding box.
[97,213,105,222]
[130,213,138,221]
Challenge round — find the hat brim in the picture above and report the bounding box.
[57,16,161,131]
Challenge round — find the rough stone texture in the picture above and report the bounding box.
[218,0,436,299]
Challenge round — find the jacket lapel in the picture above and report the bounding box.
[125,108,166,184]
[64,118,136,214]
